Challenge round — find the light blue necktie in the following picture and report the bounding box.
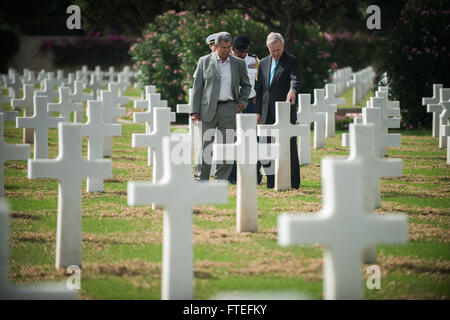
[269,59,277,85]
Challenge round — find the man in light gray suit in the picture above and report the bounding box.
[190,31,251,181]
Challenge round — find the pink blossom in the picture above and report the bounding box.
[183,85,188,91]
[173,70,177,74]
[177,53,183,57]
[142,61,147,65]
[244,13,250,21]
[196,42,200,46]
[152,63,156,68]
[323,32,333,41]
[155,57,160,62]
[165,65,170,70]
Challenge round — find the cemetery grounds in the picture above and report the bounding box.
[2,87,449,299]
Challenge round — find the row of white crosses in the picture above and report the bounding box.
[124,103,407,299]
[278,123,407,300]
[351,66,376,105]
[422,85,450,156]
[2,88,123,269]
[295,84,344,165]
[331,67,353,96]
[341,86,402,209]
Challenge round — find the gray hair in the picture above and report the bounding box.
[266,32,284,47]
[216,31,232,46]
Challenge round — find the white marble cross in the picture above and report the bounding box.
[0,114,30,198]
[16,96,64,159]
[100,90,126,158]
[258,101,309,191]
[134,85,156,109]
[427,88,450,143]
[363,98,401,158]
[48,87,83,122]
[0,91,17,122]
[324,84,345,137]
[312,89,335,149]
[28,123,112,269]
[69,80,93,123]
[108,83,129,111]
[81,100,121,192]
[128,137,227,300]
[0,200,77,299]
[278,157,408,300]
[7,72,22,99]
[56,70,66,87]
[116,73,131,96]
[105,67,116,82]
[62,73,75,91]
[88,72,106,100]
[341,116,363,147]
[347,123,402,262]
[213,114,279,232]
[12,84,35,143]
[35,78,59,103]
[133,106,176,185]
[441,124,450,164]
[439,101,450,149]
[177,88,202,165]
[79,65,90,82]
[423,84,443,138]
[297,94,326,165]
[133,94,176,166]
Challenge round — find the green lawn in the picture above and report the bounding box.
[1,88,449,300]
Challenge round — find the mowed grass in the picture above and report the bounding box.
[1,87,449,300]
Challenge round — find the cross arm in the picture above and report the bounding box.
[278,213,334,247]
[365,214,408,244]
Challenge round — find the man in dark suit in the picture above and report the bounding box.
[190,31,251,181]
[255,32,301,189]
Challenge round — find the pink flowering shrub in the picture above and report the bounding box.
[380,0,450,127]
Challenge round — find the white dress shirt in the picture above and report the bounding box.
[245,54,259,99]
[216,52,233,101]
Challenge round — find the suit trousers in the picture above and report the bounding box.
[194,101,237,181]
[262,103,300,189]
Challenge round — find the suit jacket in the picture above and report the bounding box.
[255,50,301,124]
[191,53,251,122]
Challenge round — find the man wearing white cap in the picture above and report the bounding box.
[206,33,218,53]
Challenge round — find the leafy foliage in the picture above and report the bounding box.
[379,0,450,127]
[130,10,335,111]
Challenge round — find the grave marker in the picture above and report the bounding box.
[128,137,227,299]
[16,96,64,159]
[28,123,112,269]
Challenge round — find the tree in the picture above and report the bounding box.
[168,0,364,48]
